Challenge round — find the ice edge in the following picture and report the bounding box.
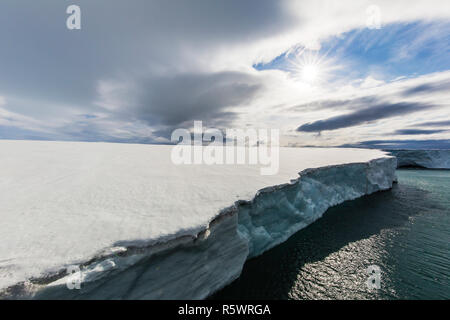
[1,156,397,300]
[386,149,450,169]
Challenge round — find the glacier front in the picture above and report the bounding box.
[387,150,450,169]
[0,141,397,299]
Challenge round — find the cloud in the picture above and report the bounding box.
[132,71,264,127]
[341,139,450,149]
[289,71,450,147]
[289,96,380,112]
[297,101,434,132]
[393,129,446,135]
[415,120,450,127]
[402,80,450,96]
[0,1,450,146]
[94,71,266,137]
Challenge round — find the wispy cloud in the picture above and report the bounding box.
[341,139,450,149]
[393,129,446,135]
[402,80,450,96]
[297,102,434,132]
[0,1,449,147]
[415,120,450,127]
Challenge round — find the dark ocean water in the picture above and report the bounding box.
[212,169,450,300]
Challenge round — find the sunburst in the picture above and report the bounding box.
[286,48,332,85]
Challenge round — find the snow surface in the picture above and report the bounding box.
[0,140,396,298]
[387,150,450,169]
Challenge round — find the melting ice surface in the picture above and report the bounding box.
[0,141,396,299]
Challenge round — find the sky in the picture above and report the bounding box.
[0,0,449,149]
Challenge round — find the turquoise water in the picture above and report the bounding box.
[212,169,450,300]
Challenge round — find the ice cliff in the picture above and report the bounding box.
[0,141,397,299]
[387,150,450,169]
[30,160,396,300]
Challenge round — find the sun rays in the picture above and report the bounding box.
[286,48,334,85]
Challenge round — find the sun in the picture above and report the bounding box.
[286,48,331,85]
[301,64,320,83]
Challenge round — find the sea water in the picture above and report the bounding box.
[212,169,450,300]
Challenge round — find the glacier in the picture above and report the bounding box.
[387,150,450,169]
[0,141,396,299]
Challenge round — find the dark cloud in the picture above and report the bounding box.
[0,1,292,142]
[133,71,263,127]
[414,120,450,127]
[402,80,450,96]
[0,0,292,108]
[394,129,446,135]
[297,101,434,132]
[0,1,449,147]
[340,139,450,150]
[293,74,449,135]
[289,96,379,112]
